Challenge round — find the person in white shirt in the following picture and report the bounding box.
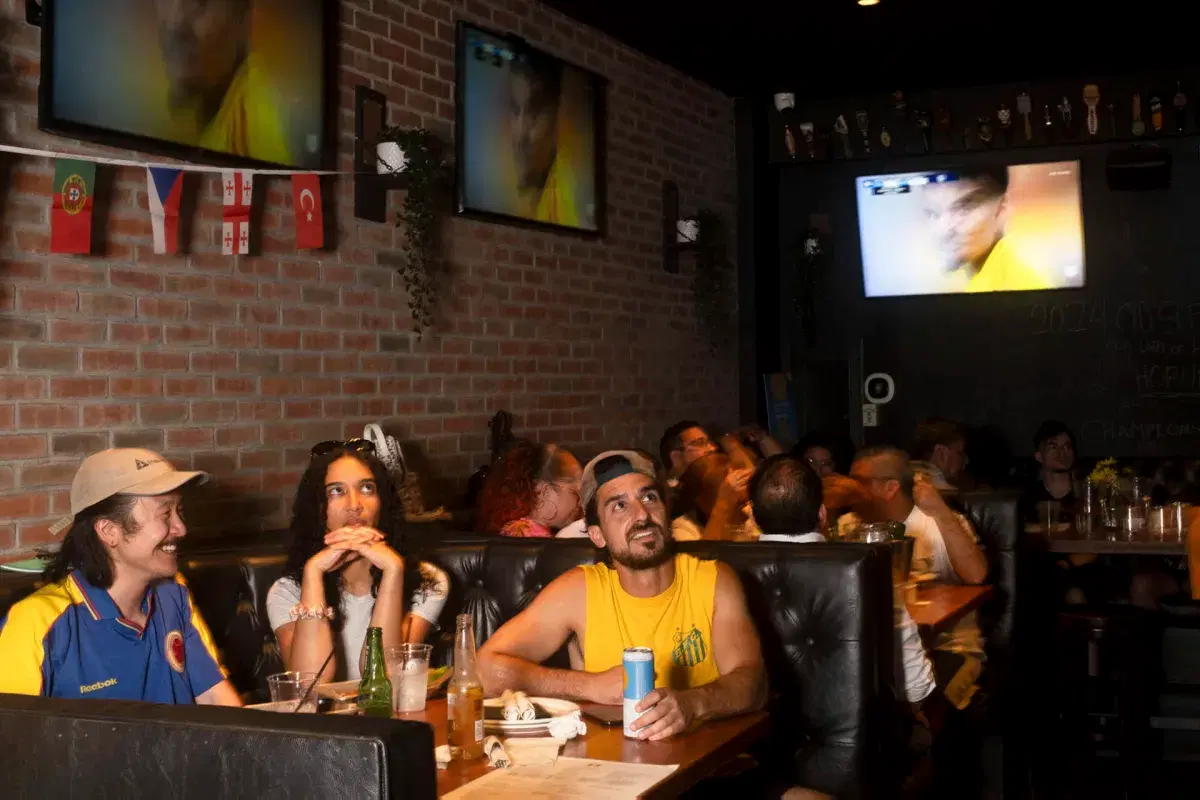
[837,447,989,796]
[838,447,987,707]
[750,455,936,707]
[266,441,448,682]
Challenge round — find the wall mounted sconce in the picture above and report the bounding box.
[354,85,411,223]
[662,181,701,273]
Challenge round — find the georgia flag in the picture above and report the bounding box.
[221,171,253,255]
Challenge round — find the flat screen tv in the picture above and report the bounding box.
[855,160,1085,297]
[38,0,329,169]
[455,22,606,235]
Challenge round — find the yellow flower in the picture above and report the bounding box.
[1088,457,1119,486]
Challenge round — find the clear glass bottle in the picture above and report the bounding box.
[446,614,485,760]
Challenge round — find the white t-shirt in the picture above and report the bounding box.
[759,530,935,704]
[839,505,985,659]
[555,519,589,538]
[266,562,450,681]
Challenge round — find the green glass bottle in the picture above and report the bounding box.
[357,627,393,718]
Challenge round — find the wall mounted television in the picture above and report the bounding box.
[856,160,1085,297]
[455,21,606,235]
[38,0,330,170]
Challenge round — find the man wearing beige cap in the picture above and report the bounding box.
[479,450,765,740]
[0,449,240,706]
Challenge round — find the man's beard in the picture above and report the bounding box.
[610,522,674,570]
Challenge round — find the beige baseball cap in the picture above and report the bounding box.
[47,448,208,535]
[579,450,659,510]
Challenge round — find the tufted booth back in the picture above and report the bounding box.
[0,694,436,798]
[954,491,1021,662]
[0,536,896,798]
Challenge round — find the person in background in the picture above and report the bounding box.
[753,456,935,704]
[920,167,1047,293]
[793,433,838,479]
[910,418,969,491]
[152,0,291,164]
[267,441,448,683]
[672,453,755,541]
[475,440,582,538]
[0,449,240,705]
[477,450,766,740]
[1027,419,1076,508]
[660,420,719,484]
[839,447,988,796]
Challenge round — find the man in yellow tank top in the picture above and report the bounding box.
[153,0,293,165]
[478,450,766,740]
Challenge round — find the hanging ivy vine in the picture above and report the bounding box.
[380,126,451,338]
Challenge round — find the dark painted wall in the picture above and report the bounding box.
[776,74,1200,459]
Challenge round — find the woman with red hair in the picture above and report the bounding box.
[475,440,582,537]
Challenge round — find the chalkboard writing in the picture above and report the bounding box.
[1028,300,1200,337]
[1022,297,1200,454]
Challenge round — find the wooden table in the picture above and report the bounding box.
[908,583,993,634]
[402,698,770,798]
[1027,526,1187,556]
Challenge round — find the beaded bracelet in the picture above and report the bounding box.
[289,603,335,621]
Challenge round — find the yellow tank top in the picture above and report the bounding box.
[581,553,720,690]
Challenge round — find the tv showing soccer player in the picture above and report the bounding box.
[39,0,327,169]
[455,22,606,234]
[855,161,1086,297]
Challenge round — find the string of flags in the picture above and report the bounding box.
[0,143,342,256]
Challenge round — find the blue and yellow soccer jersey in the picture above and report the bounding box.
[0,570,228,702]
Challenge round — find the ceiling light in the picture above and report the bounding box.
[858,0,880,5]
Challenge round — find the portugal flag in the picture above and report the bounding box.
[51,159,95,254]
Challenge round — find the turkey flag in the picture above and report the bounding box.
[291,174,324,250]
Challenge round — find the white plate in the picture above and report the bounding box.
[482,696,580,733]
[314,668,451,703]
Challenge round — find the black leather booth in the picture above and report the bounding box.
[0,537,897,799]
[0,693,436,799]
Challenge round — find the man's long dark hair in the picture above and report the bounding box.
[281,447,427,631]
[41,494,140,588]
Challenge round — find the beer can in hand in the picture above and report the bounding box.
[622,647,655,738]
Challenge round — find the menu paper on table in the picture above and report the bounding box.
[442,757,678,799]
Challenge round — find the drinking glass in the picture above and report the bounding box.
[850,522,892,543]
[267,671,319,713]
[384,644,431,713]
[1119,504,1146,541]
[1148,506,1167,540]
[1038,501,1061,530]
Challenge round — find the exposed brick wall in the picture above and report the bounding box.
[0,0,738,557]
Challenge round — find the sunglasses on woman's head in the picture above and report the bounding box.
[310,438,376,459]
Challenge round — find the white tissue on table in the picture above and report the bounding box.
[515,692,536,721]
[483,735,511,768]
[545,711,586,740]
[434,745,452,770]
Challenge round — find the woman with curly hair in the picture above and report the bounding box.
[266,442,448,682]
[475,440,582,538]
